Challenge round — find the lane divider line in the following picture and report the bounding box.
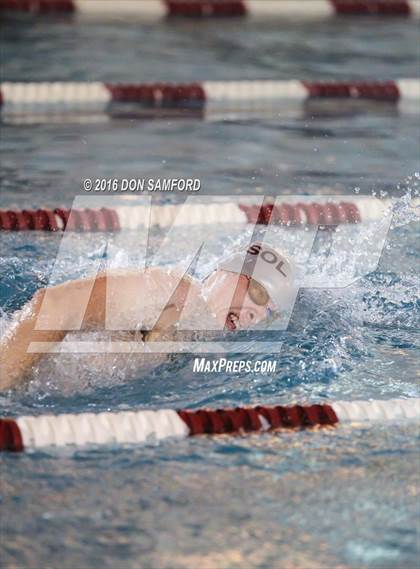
[2,197,419,232]
[0,80,418,113]
[1,398,417,451]
[0,199,400,231]
[1,0,419,18]
[1,198,418,231]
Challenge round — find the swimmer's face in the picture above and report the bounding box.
[208,271,272,331]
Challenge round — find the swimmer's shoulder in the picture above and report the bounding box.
[98,266,201,299]
[141,266,200,292]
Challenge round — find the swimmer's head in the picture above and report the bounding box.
[204,242,295,331]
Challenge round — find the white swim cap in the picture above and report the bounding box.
[218,241,295,309]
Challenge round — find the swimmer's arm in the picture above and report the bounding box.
[0,276,107,390]
[0,267,190,390]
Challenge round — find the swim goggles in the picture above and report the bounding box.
[245,277,270,307]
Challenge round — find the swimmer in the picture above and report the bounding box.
[0,242,294,390]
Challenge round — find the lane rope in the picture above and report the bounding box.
[0,198,410,231]
[1,197,417,232]
[1,0,419,18]
[0,80,418,113]
[0,398,417,452]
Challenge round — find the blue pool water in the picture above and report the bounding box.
[1,13,419,569]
